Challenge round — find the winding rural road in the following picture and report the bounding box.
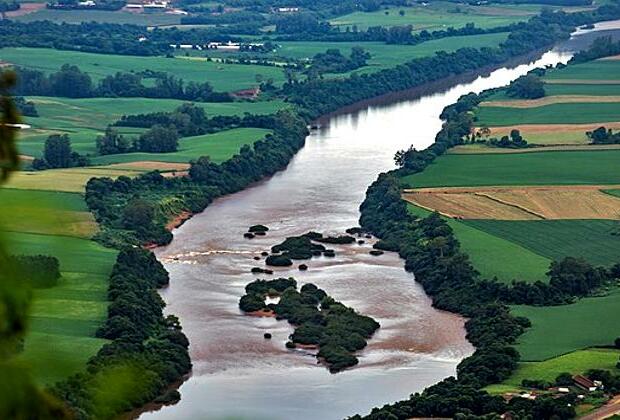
[581,395,620,420]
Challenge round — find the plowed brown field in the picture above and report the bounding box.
[403,185,620,220]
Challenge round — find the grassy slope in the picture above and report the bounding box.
[486,348,620,393]
[90,127,271,164]
[3,195,117,384]
[511,288,620,361]
[464,219,620,267]
[274,32,508,75]
[407,203,551,283]
[476,102,620,126]
[400,150,620,187]
[20,97,288,156]
[0,47,286,90]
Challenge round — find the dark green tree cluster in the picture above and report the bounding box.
[506,74,545,99]
[10,255,60,288]
[32,134,89,170]
[587,126,620,144]
[307,47,370,75]
[52,248,191,418]
[13,96,37,117]
[487,129,529,148]
[15,66,232,100]
[239,279,379,372]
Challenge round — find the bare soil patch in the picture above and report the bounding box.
[403,185,620,220]
[477,121,620,135]
[480,95,620,108]
[5,3,45,17]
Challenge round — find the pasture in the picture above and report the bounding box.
[486,348,620,393]
[544,83,620,96]
[473,122,620,146]
[475,102,620,125]
[90,127,271,165]
[404,185,620,220]
[400,150,620,188]
[20,96,288,157]
[329,2,539,31]
[407,203,551,283]
[464,219,620,266]
[0,47,287,91]
[511,288,620,361]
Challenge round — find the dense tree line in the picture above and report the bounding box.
[570,36,620,63]
[506,74,545,99]
[283,3,620,119]
[51,248,191,418]
[85,110,307,246]
[114,103,275,137]
[239,278,380,372]
[0,0,19,13]
[14,96,37,117]
[10,255,60,288]
[14,65,232,100]
[307,47,370,75]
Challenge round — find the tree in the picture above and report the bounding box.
[122,197,155,231]
[506,74,545,99]
[137,125,178,153]
[96,127,132,155]
[42,134,72,168]
[48,64,93,98]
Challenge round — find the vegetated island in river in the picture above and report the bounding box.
[239,277,380,373]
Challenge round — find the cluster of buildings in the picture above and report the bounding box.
[505,375,604,402]
[169,42,265,51]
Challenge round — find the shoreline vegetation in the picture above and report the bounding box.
[238,278,380,373]
[10,2,620,418]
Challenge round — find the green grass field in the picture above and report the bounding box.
[14,8,182,25]
[20,96,288,157]
[329,2,536,31]
[5,167,140,192]
[544,59,620,82]
[401,150,620,187]
[0,47,286,91]
[544,83,620,96]
[407,204,551,283]
[511,288,620,361]
[486,348,620,393]
[4,230,117,385]
[475,102,620,126]
[90,127,271,165]
[463,219,620,267]
[0,189,97,238]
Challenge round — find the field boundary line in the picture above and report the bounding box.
[473,192,546,219]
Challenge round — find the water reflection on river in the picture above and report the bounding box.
[142,49,573,420]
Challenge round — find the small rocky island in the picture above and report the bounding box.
[239,278,380,373]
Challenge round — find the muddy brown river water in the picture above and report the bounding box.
[140,35,608,418]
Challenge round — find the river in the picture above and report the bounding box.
[142,26,615,420]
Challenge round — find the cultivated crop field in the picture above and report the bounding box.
[13,8,183,25]
[0,47,287,91]
[511,288,620,361]
[401,150,620,188]
[5,167,140,192]
[544,58,620,83]
[2,211,117,385]
[464,219,620,266]
[475,102,620,125]
[404,185,620,220]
